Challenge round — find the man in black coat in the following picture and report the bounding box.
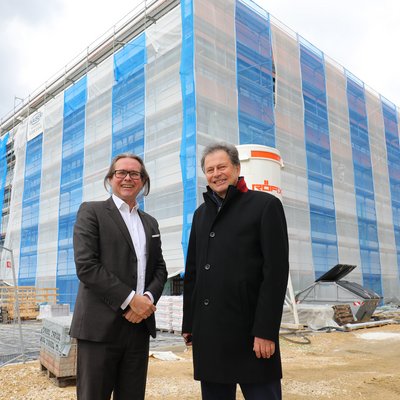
[70,153,167,400]
[182,142,289,400]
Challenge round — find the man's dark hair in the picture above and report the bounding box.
[200,142,240,172]
[104,153,150,196]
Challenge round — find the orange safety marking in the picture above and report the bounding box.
[251,150,281,162]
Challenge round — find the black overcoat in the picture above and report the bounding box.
[182,184,289,383]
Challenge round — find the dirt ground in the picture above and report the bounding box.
[0,323,399,400]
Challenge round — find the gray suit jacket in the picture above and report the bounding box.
[70,197,167,341]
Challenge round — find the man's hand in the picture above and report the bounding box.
[182,333,193,346]
[253,337,275,359]
[124,294,156,323]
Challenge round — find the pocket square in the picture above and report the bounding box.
[151,234,160,238]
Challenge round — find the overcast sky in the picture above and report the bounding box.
[0,0,399,122]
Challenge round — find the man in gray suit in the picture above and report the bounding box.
[70,153,167,400]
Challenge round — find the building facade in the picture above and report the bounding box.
[0,0,399,308]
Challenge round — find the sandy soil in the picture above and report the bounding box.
[0,323,399,400]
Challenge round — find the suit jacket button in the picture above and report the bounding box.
[203,299,210,306]
[204,264,210,270]
[209,232,215,238]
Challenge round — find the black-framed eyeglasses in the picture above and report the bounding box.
[113,170,142,180]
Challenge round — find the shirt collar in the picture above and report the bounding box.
[112,194,139,212]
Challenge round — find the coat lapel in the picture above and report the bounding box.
[138,210,151,258]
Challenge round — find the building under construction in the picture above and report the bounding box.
[0,0,399,309]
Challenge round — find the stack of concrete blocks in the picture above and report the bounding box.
[156,295,173,331]
[39,315,76,386]
[171,295,183,334]
[37,304,70,320]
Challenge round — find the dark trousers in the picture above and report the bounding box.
[76,320,150,400]
[201,380,282,400]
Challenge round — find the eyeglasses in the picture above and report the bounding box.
[113,170,142,180]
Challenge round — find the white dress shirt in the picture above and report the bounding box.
[112,194,154,309]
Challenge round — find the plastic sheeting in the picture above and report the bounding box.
[381,99,400,287]
[0,133,9,235]
[270,21,314,291]
[83,55,114,202]
[346,72,383,295]
[179,0,197,264]
[19,133,43,286]
[366,92,398,296]
[36,94,64,290]
[56,76,87,305]
[325,59,363,286]
[236,0,275,147]
[194,0,239,170]
[112,33,146,158]
[299,37,339,279]
[145,5,184,277]
[1,120,28,283]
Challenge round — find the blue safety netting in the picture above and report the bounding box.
[0,132,9,236]
[381,98,400,280]
[112,33,146,208]
[179,0,197,265]
[346,72,382,296]
[112,33,146,159]
[19,133,43,286]
[56,76,87,308]
[236,0,275,147]
[299,38,339,279]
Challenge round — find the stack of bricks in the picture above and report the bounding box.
[39,315,77,387]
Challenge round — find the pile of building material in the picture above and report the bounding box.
[156,295,183,333]
[171,296,183,333]
[281,303,339,330]
[0,286,58,321]
[156,296,173,331]
[37,304,70,320]
[39,315,76,387]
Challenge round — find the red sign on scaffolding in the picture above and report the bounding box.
[6,260,11,269]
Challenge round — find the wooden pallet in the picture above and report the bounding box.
[40,363,76,388]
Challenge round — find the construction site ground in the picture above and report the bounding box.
[0,322,399,399]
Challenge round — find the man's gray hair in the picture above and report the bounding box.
[201,142,240,172]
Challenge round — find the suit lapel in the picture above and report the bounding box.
[138,210,151,258]
[105,197,137,258]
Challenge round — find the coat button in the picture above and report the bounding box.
[209,232,215,237]
[203,299,210,306]
[204,264,210,270]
